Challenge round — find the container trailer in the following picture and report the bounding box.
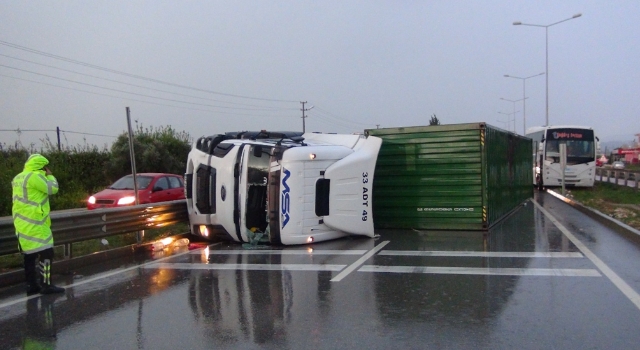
[366,123,532,231]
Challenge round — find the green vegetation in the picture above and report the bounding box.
[569,182,640,230]
[1,123,191,217]
[1,124,192,272]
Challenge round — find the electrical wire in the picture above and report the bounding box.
[0,73,298,118]
[0,53,293,109]
[313,106,375,128]
[0,128,116,138]
[0,40,299,103]
[0,66,297,112]
[0,40,372,131]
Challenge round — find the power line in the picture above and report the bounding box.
[0,128,116,138]
[0,39,299,103]
[4,75,295,120]
[0,40,327,130]
[0,66,297,112]
[0,53,293,109]
[306,112,369,132]
[0,73,300,118]
[313,106,374,128]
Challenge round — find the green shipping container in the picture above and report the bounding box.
[366,123,532,231]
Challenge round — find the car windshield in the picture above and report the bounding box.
[109,175,154,190]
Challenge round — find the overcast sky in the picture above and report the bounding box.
[0,1,638,150]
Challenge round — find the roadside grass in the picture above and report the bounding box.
[568,182,640,230]
[0,222,189,273]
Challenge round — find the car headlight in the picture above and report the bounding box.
[88,196,96,204]
[117,196,136,205]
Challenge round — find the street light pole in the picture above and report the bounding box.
[500,97,527,133]
[504,72,545,134]
[513,13,582,127]
[498,111,520,131]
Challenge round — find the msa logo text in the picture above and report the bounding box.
[281,168,291,228]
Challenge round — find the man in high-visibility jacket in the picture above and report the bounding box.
[12,154,65,295]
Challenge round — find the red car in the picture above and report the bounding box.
[87,173,185,210]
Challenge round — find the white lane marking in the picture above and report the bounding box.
[145,263,345,271]
[359,265,601,277]
[378,251,584,258]
[548,189,640,237]
[532,198,640,311]
[331,241,390,282]
[199,250,368,256]
[0,244,216,310]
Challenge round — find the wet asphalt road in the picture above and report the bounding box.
[1,191,640,349]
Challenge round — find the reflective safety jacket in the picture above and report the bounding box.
[12,154,59,254]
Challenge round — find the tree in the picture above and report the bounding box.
[429,114,440,126]
[107,124,192,182]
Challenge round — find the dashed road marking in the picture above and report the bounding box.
[359,265,601,277]
[201,250,368,256]
[378,251,583,258]
[145,263,346,271]
[330,241,390,282]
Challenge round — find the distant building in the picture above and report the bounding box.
[614,133,640,164]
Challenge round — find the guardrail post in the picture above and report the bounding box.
[606,170,610,183]
[137,230,144,244]
[63,243,72,259]
[636,172,639,192]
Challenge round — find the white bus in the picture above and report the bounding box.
[525,125,598,188]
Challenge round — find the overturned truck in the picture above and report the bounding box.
[184,131,382,245]
[185,123,532,245]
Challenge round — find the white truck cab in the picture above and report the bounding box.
[184,131,382,245]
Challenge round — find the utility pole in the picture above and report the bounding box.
[300,101,313,133]
[56,126,61,151]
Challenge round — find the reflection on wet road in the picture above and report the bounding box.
[2,191,640,349]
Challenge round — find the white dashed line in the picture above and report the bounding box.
[330,240,390,282]
[145,263,346,271]
[378,251,584,258]
[359,265,601,277]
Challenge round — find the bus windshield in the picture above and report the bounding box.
[544,128,595,165]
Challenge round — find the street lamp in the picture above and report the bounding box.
[498,111,520,131]
[513,13,582,127]
[504,72,544,134]
[500,97,527,133]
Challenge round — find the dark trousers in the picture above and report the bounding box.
[24,248,54,286]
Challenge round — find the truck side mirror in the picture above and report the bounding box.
[253,146,262,158]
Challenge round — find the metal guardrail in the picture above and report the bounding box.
[0,200,189,257]
[595,168,640,191]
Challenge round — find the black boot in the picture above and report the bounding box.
[26,283,42,296]
[40,284,65,294]
[39,258,65,295]
[24,253,41,296]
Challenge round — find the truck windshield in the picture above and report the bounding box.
[245,145,272,233]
